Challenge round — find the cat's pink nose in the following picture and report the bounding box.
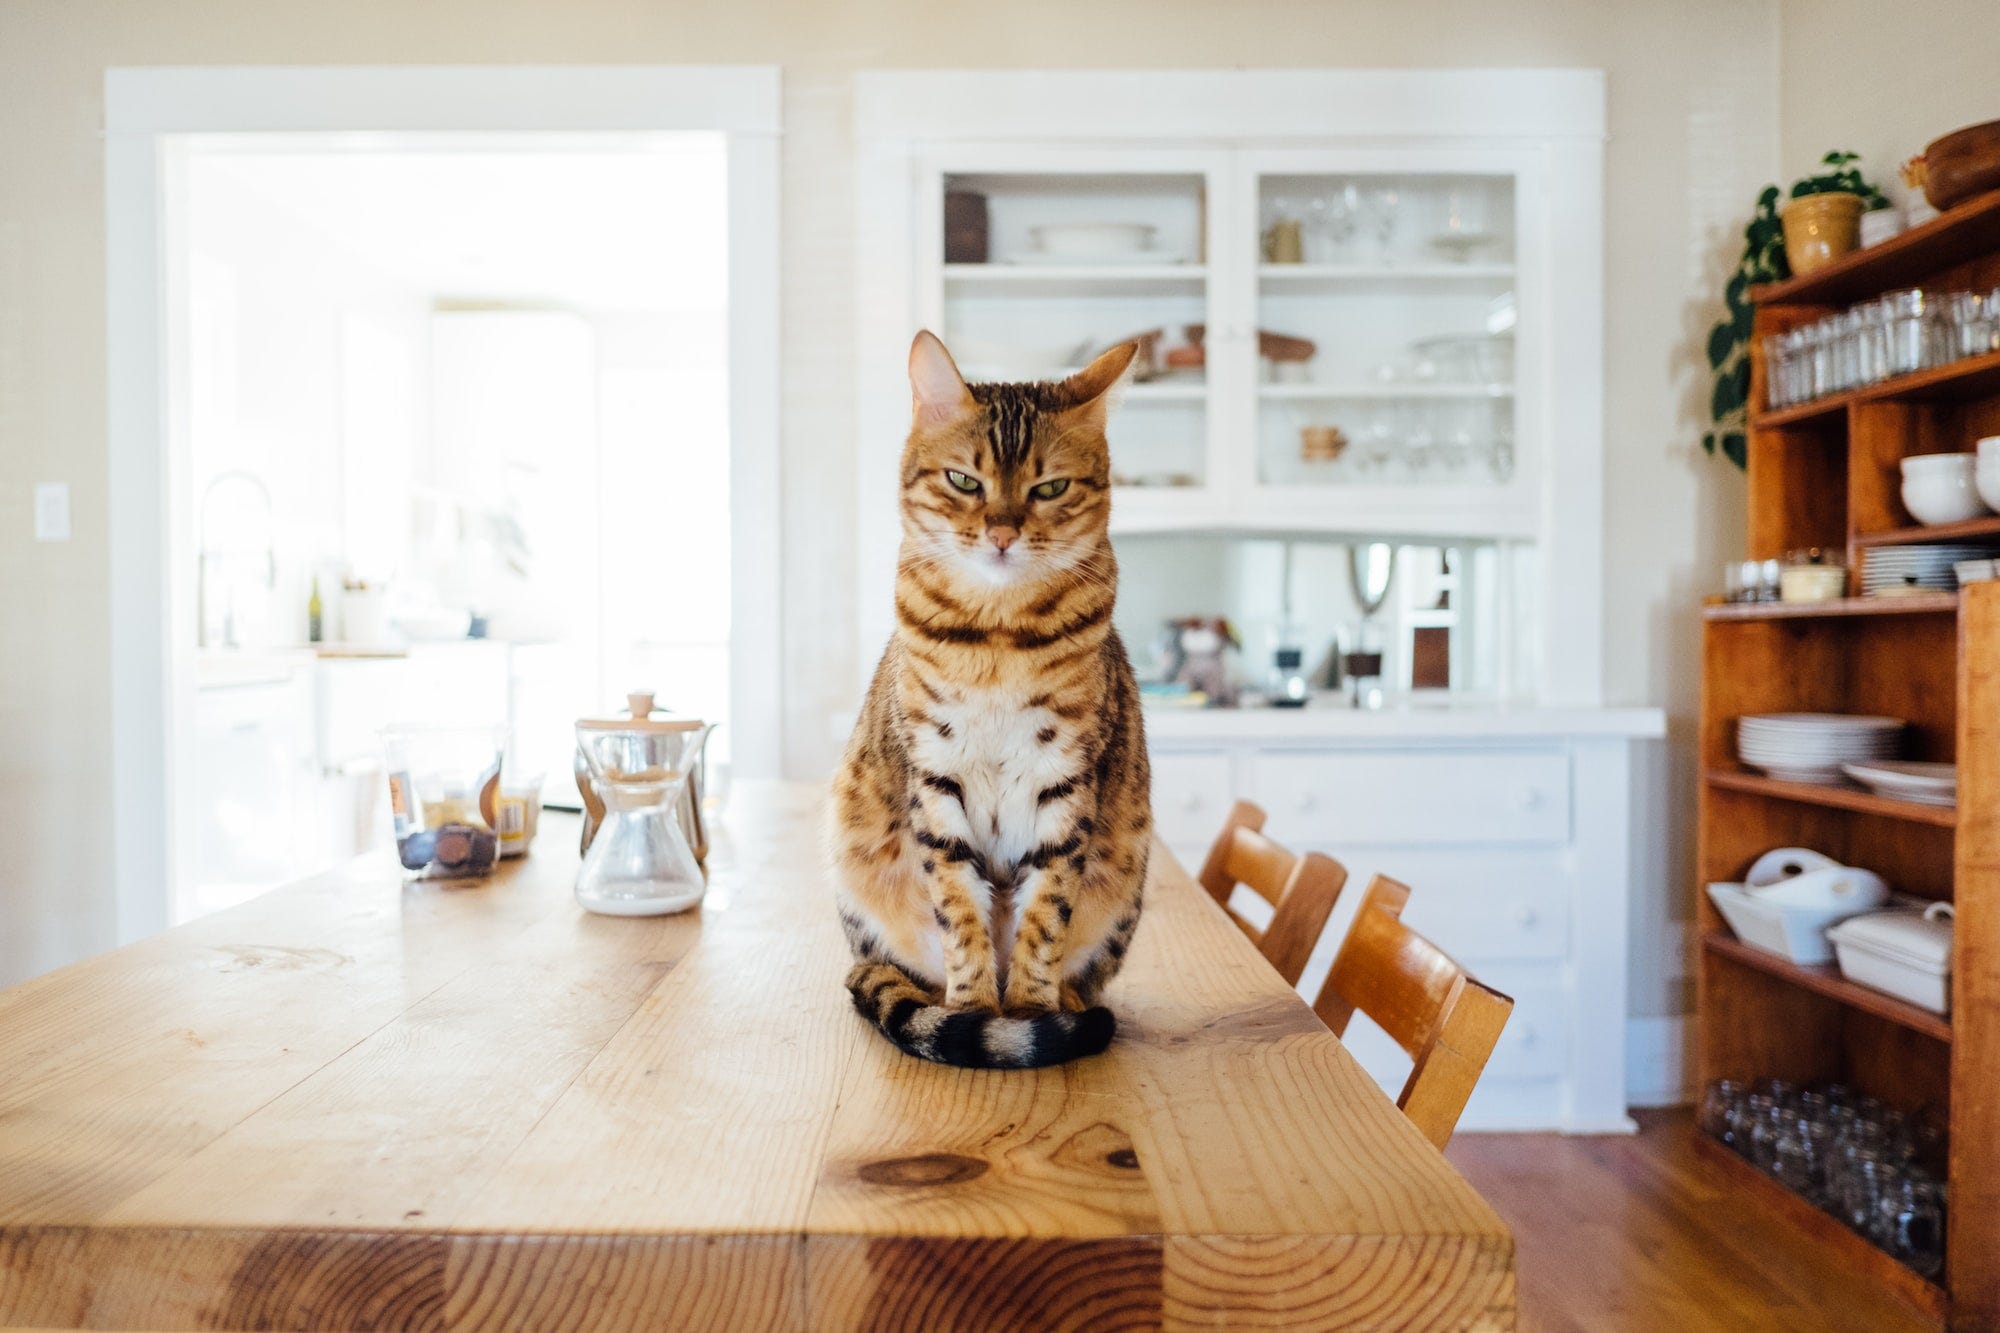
[987,525,1019,553]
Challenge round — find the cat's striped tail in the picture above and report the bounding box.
[844,962,1114,1069]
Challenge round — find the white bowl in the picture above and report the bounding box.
[1978,435,2000,464]
[1028,222,1157,258]
[1902,451,1976,472]
[1903,470,1991,525]
[1977,466,2000,514]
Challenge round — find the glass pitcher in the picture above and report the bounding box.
[573,718,710,916]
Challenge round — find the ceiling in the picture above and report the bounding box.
[188,137,730,312]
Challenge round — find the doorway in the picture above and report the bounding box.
[106,68,780,934]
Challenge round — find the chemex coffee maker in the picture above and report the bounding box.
[573,693,717,917]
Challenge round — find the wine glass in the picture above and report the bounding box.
[1366,184,1401,264]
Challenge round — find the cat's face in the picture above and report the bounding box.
[899,332,1135,592]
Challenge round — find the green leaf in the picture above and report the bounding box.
[1707,322,1736,369]
[1702,429,1718,456]
[1722,431,1748,470]
[1713,372,1745,419]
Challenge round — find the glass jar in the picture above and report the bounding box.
[1702,1079,1747,1148]
[1879,1175,1947,1278]
[1883,289,1932,377]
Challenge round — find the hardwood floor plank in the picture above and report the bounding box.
[1450,1109,1936,1332]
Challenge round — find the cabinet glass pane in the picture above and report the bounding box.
[1254,172,1516,488]
[939,171,1208,490]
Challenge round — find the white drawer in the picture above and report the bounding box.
[1149,750,1234,851]
[1345,980,1565,1090]
[1370,854,1571,964]
[1479,983,1567,1081]
[1248,748,1571,846]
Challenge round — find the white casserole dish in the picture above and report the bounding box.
[1706,877,1887,966]
[1827,903,1954,1015]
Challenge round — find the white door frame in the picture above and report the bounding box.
[105,65,783,943]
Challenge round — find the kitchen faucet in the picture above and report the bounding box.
[196,469,276,649]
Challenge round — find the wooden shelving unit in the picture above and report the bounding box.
[1703,190,2000,1330]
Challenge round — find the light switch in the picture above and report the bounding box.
[34,483,71,542]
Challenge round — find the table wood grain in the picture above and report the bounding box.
[0,783,1514,1331]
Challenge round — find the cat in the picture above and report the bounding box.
[827,331,1152,1069]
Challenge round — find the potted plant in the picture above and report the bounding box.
[1704,154,1895,468]
[1782,150,1891,275]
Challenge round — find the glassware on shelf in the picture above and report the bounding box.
[1365,184,1401,263]
[1701,1079,1747,1150]
[1699,1078,1949,1275]
[1879,1174,1947,1278]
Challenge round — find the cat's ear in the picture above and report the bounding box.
[909,330,975,429]
[1055,341,1139,430]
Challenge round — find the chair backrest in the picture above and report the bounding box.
[1195,800,1347,986]
[1313,874,1514,1150]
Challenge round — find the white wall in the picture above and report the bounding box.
[0,2,1774,1014]
[1780,0,2000,211]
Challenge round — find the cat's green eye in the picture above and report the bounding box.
[944,470,981,494]
[1030,478,1070,501]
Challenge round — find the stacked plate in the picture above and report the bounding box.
[1840,760,1957,807]
[1861,543,1991,596]
[1738,713,1905,783]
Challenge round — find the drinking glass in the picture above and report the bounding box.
[1366,184,1401,263]
[1884,289,1931,376]
[1702,1080,1747,1148]
[1879,1175,1947,1278]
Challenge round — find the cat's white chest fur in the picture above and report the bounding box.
[911,687,1071,878]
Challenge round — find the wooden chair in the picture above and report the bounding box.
[1195,800,1348,986]
[1312,874,1514,1150]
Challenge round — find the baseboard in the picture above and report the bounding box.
[1626,1014,1692,1108]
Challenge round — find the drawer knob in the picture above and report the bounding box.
[1180,791,1204,812]
[1513,905,1539,928]
[1294,792,1317,812]
[1517,787,1545,812]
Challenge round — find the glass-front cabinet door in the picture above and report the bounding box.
[914,148,1232,532]
[1229,148,1544,539]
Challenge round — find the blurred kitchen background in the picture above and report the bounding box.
[180,137,731,919]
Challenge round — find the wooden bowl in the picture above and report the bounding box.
[1923,120,2000,211]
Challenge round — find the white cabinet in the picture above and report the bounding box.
[856,69,1607,707]
[1148,715,1658,1134]
[186,669,318,920]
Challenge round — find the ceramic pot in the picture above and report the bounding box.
[1782,193,1865,275]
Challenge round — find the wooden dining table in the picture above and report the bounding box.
[0,782,1513,1331]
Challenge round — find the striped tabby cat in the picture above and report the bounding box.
[829,331,1151,1068]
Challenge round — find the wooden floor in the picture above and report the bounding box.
[1449,1109,1936,1333]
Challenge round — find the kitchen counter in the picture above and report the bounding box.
[0,784,1513,1330]
[1142,699,1665,741]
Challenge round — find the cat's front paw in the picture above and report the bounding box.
[945,981,1002,1013]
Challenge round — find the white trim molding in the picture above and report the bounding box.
[105,65,783,945]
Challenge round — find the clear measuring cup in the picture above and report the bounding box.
[573,718,709,915]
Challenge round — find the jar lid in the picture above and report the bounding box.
[577,717,704,734]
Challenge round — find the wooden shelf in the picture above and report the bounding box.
[1725,183,2000,1330]
[1258,262,1515,285]
[1752,349,2000,429]
[1257,383,1512,401]
[1703,593,1959,621]
[1752,188,2000,308]
[1704,932,1953,1042]
[1705,769,1958,828]
[1855,515,2000,548]
[1692,1136,1948,1323]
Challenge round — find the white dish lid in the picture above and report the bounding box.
[1827,903,1954,971]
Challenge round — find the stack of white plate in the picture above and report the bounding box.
[1839,760,1957,807]
[1861,544,1991,596]
[1738,713,1905,783]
